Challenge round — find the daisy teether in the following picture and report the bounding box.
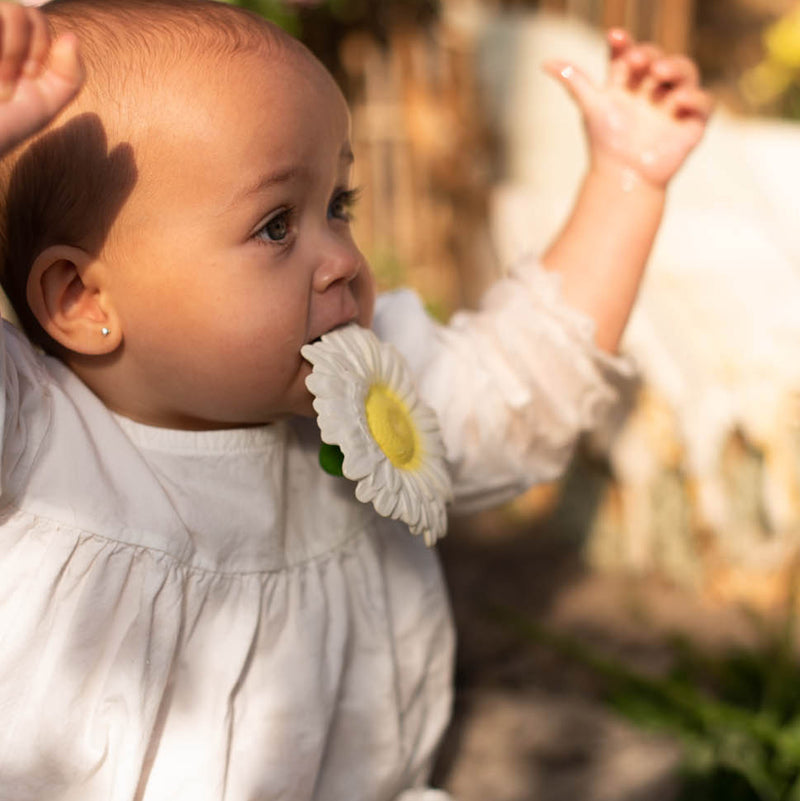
[301,324,452,546]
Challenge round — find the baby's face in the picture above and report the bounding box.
[100,42,375,428]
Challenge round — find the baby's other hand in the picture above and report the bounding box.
[0,2,83,157]
[544,29,713,188]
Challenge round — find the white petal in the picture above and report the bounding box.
[409,491,431,536]
[418,460,453,501]
[380,461,402,495]
[373,484,400,518]
[396,486,422,530]
[355,472,380,505]
[342,445,382,480]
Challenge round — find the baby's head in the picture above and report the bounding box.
[0,0,375,428]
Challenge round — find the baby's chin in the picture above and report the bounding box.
[293,397,317,419]
[284,385,317,421]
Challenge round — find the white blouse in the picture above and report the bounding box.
[0,260,630,800]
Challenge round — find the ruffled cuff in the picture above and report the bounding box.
[488,255,637,427]
[420,256,637,511]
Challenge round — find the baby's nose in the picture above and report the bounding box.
[313,240,364,293]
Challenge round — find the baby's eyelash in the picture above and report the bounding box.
[339,187,361,206]
[330,187,362,220]
[254,206,295,245]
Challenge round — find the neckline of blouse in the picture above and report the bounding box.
[112,413,289,454]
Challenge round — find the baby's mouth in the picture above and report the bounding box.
[307,321,358,347]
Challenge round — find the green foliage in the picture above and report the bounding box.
[494,604,800,801]
[219,0,301,36]
[220,0,439,43]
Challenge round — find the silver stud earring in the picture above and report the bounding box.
[101,327,110,337]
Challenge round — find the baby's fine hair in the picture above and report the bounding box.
[0,0,306,352]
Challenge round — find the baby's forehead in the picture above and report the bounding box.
[45,0,336,150]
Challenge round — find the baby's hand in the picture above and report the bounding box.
[0,2,83,157]
[545,30,713,188]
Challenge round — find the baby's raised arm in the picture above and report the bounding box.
[541,30,713,352]
[0,2,83,159]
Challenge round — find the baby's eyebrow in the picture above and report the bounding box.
[232,166,307,206]
[225,145,355,213]
[227,147,353,210]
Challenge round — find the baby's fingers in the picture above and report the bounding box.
[0,3,33,96]
[36,32,83,109]
[610,39,664,90]
[666,86,714,121]
[652,55,700,90]
[22,6,50,79]
[607,28,632,64]
[542,59,601,116]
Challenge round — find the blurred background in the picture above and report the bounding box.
[20,0,800,797]
[224,2,800,799]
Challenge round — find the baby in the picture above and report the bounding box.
[0,1,710,799]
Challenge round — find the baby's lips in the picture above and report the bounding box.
[305,319,360,348]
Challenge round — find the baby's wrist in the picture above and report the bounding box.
[586,156,669,200]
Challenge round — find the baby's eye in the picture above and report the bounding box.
[255,209,293,243]
[328,188,360,222]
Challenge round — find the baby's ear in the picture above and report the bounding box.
[26,245,121,355]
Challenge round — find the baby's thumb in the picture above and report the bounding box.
[47,33,84,92]
[542,59,598,115]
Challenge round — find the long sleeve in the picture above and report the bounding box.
[373,256,635,514]
[0,318,52,503]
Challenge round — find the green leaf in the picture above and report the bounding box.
[319,442,345,477]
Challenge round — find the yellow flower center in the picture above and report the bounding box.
[365,383,420,469]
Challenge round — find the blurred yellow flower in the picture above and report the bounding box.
[740,4,800,114]
[764,5,800,69]
[741,60,794,105]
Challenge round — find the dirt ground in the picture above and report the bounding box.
[430,504,764,801]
